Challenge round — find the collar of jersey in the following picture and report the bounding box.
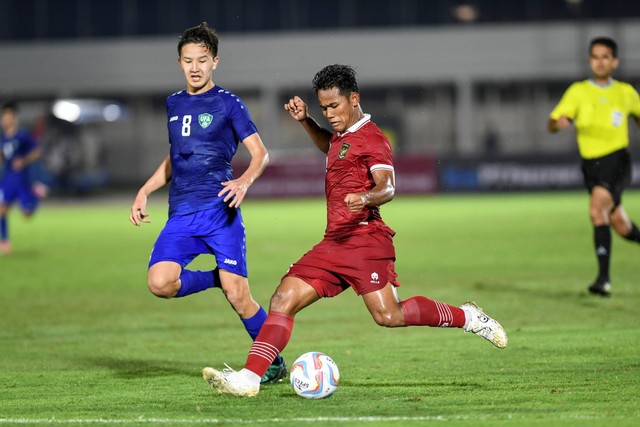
[588,78,615,89]
[337,114,371,137]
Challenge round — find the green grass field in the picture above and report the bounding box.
[1,191,639,427]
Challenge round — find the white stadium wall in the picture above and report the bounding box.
[1,19,639,188]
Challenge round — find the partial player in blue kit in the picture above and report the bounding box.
[129,22,286,383]
[0,101,44,255]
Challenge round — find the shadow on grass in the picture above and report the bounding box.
[1,249,43,259]
[342,380,483,389]
[469,280,628,302]
[471,279,636,313]
[83,356,196,379]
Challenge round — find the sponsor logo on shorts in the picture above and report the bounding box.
[224,258,238,266]
[169,116,179,122]
[370,272,380,284]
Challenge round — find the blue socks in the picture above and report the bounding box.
[175,268,220,298]
[242,306,268,340]
[1,216,7,241]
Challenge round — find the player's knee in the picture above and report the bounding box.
[371,310,402,328]
[269,287,300,313]
[588,205,608,225]
[269,290,287,312]
[147,275,178,298]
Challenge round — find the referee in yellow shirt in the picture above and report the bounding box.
[549,37,640,297]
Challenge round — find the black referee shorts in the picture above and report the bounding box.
[581,148,632,207]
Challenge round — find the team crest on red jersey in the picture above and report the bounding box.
[338,142,351,159]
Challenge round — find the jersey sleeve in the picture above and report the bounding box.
[18,130,38,154]
[628,84,640,118]
[165,94,174,146]
[26,132,38,152]
[550,83,580,120]
[226,95,258,143]
[365,132,394,174]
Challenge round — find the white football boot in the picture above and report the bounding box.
[461,301,508,349]
[202,366,260,397]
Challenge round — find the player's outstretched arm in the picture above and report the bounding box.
[130,155,172,226]
[218,132,269,208]
[12,147,42,171]
[548,116,572,133]
[284,96,332,153]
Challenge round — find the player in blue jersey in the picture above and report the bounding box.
[0,101,43,255]
[129,22,286,383]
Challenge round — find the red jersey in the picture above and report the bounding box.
[324,114,395,239]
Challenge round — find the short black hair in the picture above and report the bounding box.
[177,22,219,57]
[312,64,359,97]
[1,100,18,113]
[590,37,617,58]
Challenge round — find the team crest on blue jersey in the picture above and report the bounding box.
[198,113,213,129]
[338,142,351,159]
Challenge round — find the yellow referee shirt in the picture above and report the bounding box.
[550,79,640,159]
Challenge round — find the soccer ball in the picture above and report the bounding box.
[290,351,340,399]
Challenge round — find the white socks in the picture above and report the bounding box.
[241,368,261,385]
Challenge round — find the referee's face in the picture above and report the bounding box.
[589,44,618,82]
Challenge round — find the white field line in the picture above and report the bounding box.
[0,414,611,424]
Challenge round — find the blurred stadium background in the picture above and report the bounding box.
[1,0,639,197]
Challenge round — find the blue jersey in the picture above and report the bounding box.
[165,85,258,217]
[1,129,37,183]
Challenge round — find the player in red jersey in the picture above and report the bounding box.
[203,64,507,396]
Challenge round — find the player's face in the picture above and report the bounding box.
[0,109,16,132]
[179,43,219,94]
[317,87,360,133]
[589,44,618,82]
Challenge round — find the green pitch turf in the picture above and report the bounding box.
[1,191,639,427]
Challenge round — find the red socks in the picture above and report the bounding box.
[244,298,464,376]
[401,296,465,328]
[245,311,294,377]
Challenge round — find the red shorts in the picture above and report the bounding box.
[284,231,400,297]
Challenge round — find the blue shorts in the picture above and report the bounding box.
[149,207,248,277]
[0,177,39,213]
